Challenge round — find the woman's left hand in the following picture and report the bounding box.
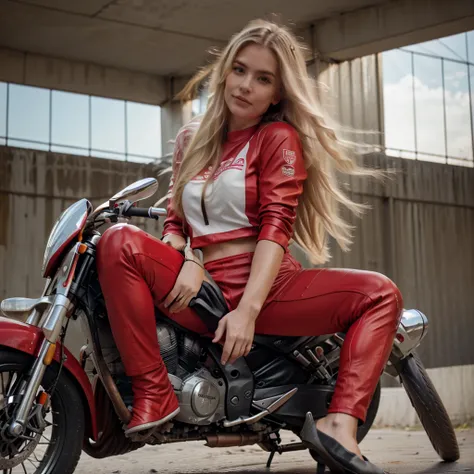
[212,308,257,365]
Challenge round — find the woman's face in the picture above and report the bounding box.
[224,43,280,131]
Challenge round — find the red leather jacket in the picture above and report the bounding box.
[163,121,307,251]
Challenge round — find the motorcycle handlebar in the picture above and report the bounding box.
[121,206,167,220]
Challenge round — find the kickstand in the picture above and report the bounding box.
[266,450,277,469]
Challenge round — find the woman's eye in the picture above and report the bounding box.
[233,66,244,74]
[259,76,271,84]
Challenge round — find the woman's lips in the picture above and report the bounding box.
[233,95,251,106]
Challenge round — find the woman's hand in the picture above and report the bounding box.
[162,233,186,252]
[164,260,204,314]
[212,308,257,365]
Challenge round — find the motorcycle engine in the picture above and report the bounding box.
[157,323,226,426]
[156,323,178,374]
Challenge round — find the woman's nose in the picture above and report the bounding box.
[239,75,252,92]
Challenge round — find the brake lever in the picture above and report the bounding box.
[116,200,134,217]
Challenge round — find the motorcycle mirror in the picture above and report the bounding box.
[109,178,158,208]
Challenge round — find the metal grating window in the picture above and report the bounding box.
[0,84,163,164]
[382,30,474,167]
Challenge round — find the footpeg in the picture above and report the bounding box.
[222,387,297,428]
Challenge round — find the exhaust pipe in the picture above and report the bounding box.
[205,433,262,448]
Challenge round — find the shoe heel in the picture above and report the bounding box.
[309,449,326,471]
[300,412,344,474]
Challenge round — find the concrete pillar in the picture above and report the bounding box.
[160,100,193,158]
[160,75,194,158]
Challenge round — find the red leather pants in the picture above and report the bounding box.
[97,224,403,422]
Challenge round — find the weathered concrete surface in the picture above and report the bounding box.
[375,364,474,427]
[306,0,474,60]
[0,47,168,106]
[2,147,474,372]
[1,0,473,95]
[74,428,474,473]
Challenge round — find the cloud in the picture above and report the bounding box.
[384,74,473,165]
[446,70,467,80]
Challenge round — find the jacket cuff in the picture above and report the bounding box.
[257,224,290,251]
[162,230,186,239]
[162,224,186,240]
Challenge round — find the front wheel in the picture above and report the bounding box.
[398,352,460,462]
[0,348,85,473]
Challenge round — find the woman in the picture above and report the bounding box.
[97,19,401,474]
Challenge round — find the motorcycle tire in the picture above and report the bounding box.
[398,352,460,462]
[0,348,85,474]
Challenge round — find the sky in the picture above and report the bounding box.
[0,83,162,162]
[0,30,473,166]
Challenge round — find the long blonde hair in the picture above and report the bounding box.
[171,19,378,264]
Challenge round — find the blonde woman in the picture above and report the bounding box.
[97,19,401,474]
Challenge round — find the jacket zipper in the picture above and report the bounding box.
[201,193,210,226]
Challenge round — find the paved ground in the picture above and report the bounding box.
[75,428,474,474]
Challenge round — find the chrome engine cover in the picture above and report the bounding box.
[173,368,226,425]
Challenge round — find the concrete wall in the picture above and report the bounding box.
[0,147,167,300]
[308,52,473,371]
[375,363,474,427]
[2,0,474,98]
[0,47,168,105]
[1,145,473,371]
[342,155,474,370]
[304,0,474,61]
[3,0,473,107]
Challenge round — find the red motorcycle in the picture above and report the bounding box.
[0,178,459,473]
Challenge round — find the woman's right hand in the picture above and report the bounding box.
[164,259,205,314]
[162,233,187,252]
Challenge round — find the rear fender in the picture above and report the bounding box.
[0,316,98,440]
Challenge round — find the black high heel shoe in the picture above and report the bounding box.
[300,412,387,474]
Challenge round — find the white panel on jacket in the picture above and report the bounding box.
[182,141,252,237]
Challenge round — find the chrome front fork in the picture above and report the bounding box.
[9,294,71,436]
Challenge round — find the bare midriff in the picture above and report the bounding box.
[202,236,257,264]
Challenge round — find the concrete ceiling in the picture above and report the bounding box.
[0,0,390,77]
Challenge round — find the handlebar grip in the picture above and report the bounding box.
[122,207,154,218]
[122,206,167,219]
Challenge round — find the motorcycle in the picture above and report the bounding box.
[0,177,460,473]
